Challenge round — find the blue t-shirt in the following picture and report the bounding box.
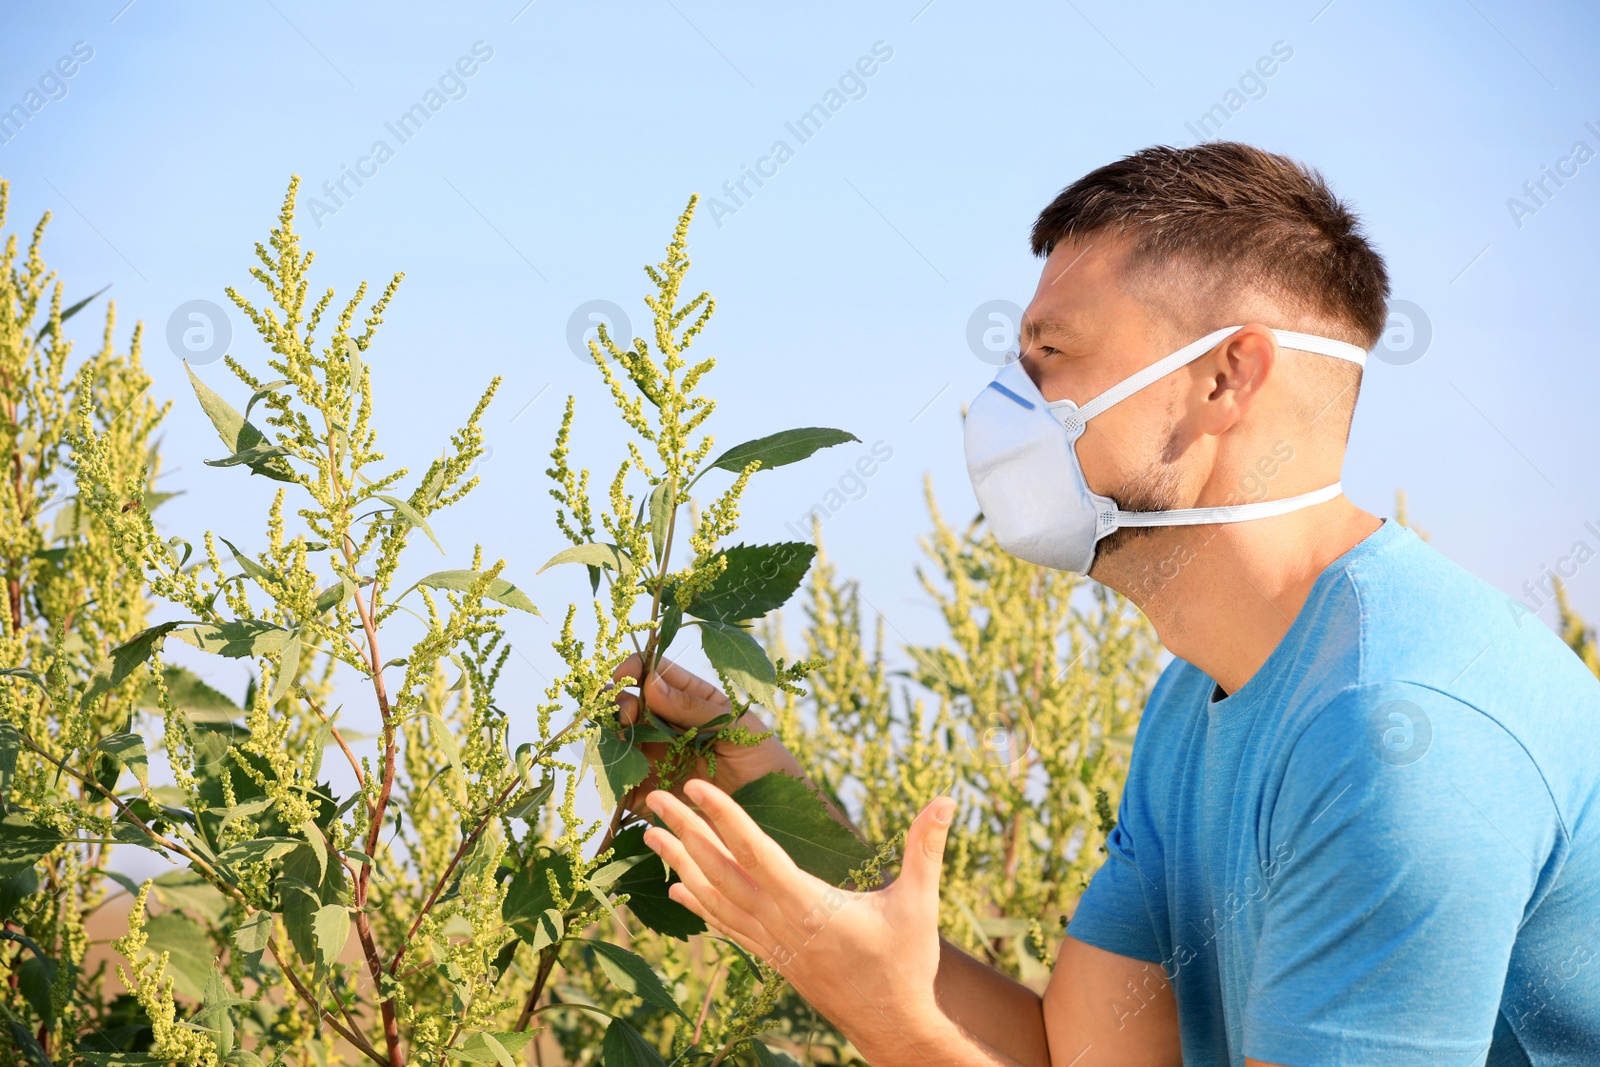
[1067,518,1600,1066]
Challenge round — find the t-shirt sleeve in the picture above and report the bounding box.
[1066,804,1165,965]
[1245,683,1563,1066]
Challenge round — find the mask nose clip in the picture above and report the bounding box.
[1049,399,1086,442]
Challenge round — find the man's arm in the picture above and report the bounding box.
[612,657,1182,1065]
[1041,936,1181,1067]
[641,781,1182,1067]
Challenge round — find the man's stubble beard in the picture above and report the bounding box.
[1086,423,1186,585]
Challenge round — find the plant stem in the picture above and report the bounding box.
[514,946,564,1032]
[388,775,519,974]
[269,939,391,1066]
[338,525,404,1067]
[691,962,724,1044]
[302,691,370,802]
[633,474,679,704]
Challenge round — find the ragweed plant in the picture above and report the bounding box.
[0,175,172,1065]
[1,179,890,1067]
[37,174,551,1067]
[522,192,890,1065]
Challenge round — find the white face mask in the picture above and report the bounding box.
[963,325,1370,574]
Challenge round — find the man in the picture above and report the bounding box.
[614,143,1600,1066]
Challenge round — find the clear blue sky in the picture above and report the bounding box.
[4,1,1598,757]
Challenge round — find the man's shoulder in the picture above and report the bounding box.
[1331,521,1590,688]
[1321,525,1600,817]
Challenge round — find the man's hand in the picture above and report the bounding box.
[642,780,979,1064]
[610,653,806,814]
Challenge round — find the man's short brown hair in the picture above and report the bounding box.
[1030,143,1390,351]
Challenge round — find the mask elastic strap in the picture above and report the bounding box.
[1053,327,1369,433]
[1112,481,1344,528]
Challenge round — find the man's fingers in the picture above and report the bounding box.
[894,796,956,903]
[649,655,728,704]
[646,790,772,917]
[612,653,644,685]
[642,824,774,954]
[612,654,731,729]
[683,778,803,884]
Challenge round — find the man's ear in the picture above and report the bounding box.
[1191,323,1277,435]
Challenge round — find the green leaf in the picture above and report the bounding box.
[602,1018,666,1067]
[37,282,110,340]
[585,939,686,1017]
[18,954,58,1027]
[730,772,872,886]
[656,601,683,656]
[707,427,859,474]
[300,820,328,885]
[174,620,291,659]
[528,907,563,952]
[480,1033,515,1067]
[584,729,649,814]
[279,843,341,962]
[416,569,541,616]
[608,825,705,940]
[0,667,47,693]
[196,969,243,1058]
[687,542,816,622]
[232,911,272,954]
[218,836,299,868]
[539,542,632,576]
[218,537,278,589]
[216,796,275,837]
[313,902,350,969]
[8,1019,53,1067]
[139,665,240,717]
[266,630,301,706]
[425,713,468,806]
[81,622,182,710]
[750,1042,805,1067]
[243,379,289,420]
[372,493,443,553]
[647,480,673,564]
[142,911,212,1000]
[0,817,64,878]
[203,443,296,480]
[449,1032,535,1065]
[50,498,81,542]
[185,364,297,482]
[698,620,778,706]
[504,774,554,821]
[144,490,183,513]
[0,866,40,922]
[588,851,651,891]
[502,848,574,945]
[151,869,229,925]
[312,577,357,616]
[0,719,20,802]
[95,732,148,790]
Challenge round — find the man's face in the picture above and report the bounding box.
[1016,236,1198,569]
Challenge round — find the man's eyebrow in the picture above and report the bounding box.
[1020,318,1088,345]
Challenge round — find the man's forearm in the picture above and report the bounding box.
[933,936,1052,1067]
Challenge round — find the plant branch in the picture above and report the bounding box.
[268,938,391,1066]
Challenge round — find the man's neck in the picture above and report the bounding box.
[1103,500,1384,695]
